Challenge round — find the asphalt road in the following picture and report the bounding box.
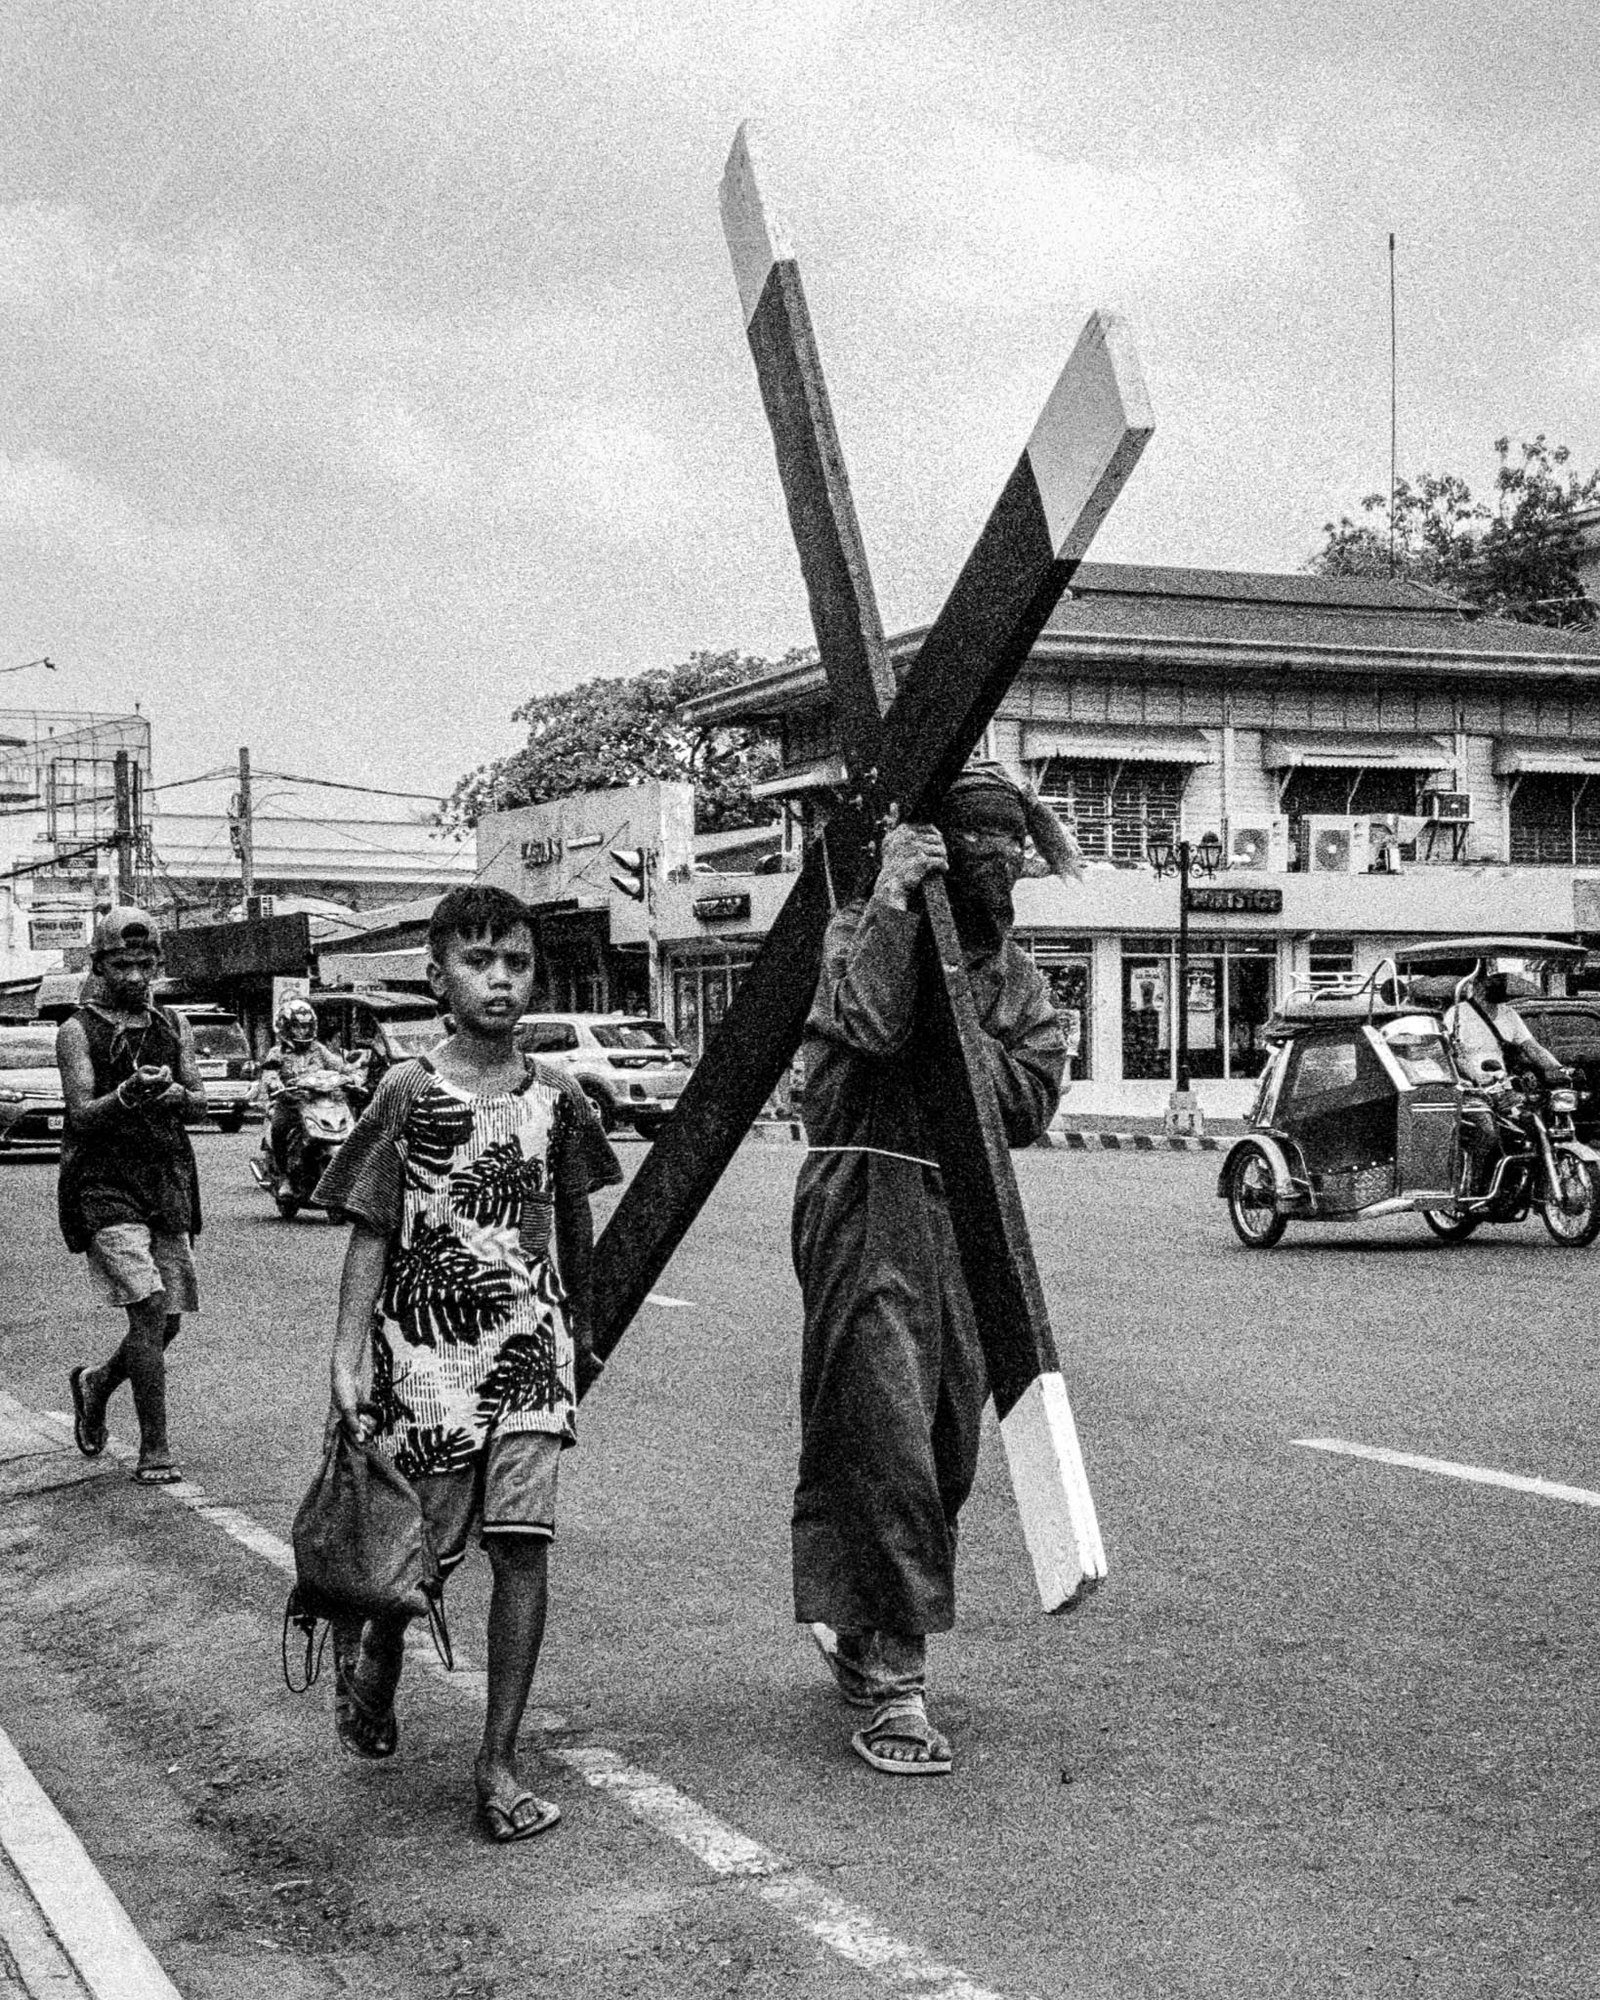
[1,1127,1598,1998]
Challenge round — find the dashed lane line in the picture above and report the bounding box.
[644,1293,694,1309]
[22,1400,1010,2000]
[1294,1436,1600,1508]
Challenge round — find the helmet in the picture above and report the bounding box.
[276,996,317,1044]
[90,906,161,962]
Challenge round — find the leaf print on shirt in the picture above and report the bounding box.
[393,1421,478,1480]
[450,1138,546,1226]
[474,1327,562,1426]
[399,1088,476,1191]
[369,1322,419,1435]
[384,1217,518,1346]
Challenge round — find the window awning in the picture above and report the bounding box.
[1021,724,1210,765]
[1492,737,1600,778]
[1260,730,1450,771]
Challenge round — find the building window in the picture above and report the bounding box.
[1279,768,1424,818]
[1037,760,1185,863]
[1308,937,1356,989]
[1121,935,1277,1083]
[1024,932,1092,1082]
[1508,775,1600,866]
[669,950,757,1060]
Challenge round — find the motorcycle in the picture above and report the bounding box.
[248,1069,355,1220]
[1425,1066,1600,1248]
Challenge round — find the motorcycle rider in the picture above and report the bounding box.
[1447,967,1568,1194]
[260,997,350,1180]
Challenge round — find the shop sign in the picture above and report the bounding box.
[1186,886,1283,916]
[694,893,751,924]
[28,912,88,952]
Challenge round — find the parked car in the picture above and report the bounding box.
[514,1014,692,1136]
[167,1003,256,1130]
[0,1024,67,1154]
[1514,999,1600,1143]
[307,989,445,1103]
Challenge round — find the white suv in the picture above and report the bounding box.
[514,1014,692,1137]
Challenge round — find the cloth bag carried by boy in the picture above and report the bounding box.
[283,1422,452,1690]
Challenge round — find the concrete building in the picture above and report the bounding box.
[678,564,1600,1119]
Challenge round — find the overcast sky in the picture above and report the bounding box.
[2,0,1596,805]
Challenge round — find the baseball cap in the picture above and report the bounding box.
[90,906,162,959]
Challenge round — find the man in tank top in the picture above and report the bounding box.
[59,907,207,1484]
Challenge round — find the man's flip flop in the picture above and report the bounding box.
[132,1463,182,1486]
[478,1782,561,1844]
[851,1698,953,1777]
[808,1622,875,1709]
[68,1366,105,1459]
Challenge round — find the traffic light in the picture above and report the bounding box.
[609,846,647,902]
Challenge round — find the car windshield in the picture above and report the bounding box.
[0,1032,59,1071]
[591,1021,673,1051]
[187,1019,249,1058]
[384,1018,445,1056]
[1380,1017,1456,1085]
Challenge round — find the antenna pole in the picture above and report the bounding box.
[1388,231,1397,575]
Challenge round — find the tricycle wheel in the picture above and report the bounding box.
[1422,1206,1480,1243]
[1540,1152,1600,1247]
[1226,1145,1287,1248]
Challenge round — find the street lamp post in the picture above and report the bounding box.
[1148,829,1222,1132]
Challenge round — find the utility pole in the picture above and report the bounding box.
[236,746,255,910]
[112,750,136,905]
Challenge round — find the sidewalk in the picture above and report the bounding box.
[0,1402,183,2000]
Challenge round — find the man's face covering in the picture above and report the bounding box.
[939,786,1028,936]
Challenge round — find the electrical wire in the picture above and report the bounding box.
[255,769,448,804]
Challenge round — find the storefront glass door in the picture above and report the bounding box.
[1121,936,1276,1083]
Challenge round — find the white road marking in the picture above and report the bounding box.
[645,1292,693,1309]
[1294,1436,1600,1508]
[0,1719,182,2000]
[22,1401,1013,2000]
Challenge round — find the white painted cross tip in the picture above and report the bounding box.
[1025,309,1154,560]
[999,1371,1106,1612]
[720,120,795,328]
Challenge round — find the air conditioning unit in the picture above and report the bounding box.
[1302,815,1370,875]
[1227,815,1290,872]
[1422,790,1472,822]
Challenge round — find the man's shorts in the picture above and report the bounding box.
[86,1224,200,1313]
[413,1430,561,1574]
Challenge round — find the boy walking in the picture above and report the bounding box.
[61,908,207,1485]
[316,885,620,1842]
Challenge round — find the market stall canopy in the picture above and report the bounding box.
[1392,935,1585,966]
[1260,729,1452,770]
[1491,737,1600,778]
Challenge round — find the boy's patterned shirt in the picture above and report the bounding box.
[315,1057,621,1479]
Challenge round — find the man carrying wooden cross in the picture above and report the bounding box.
[796,771,1084,1775]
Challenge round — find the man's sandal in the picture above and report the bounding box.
[808,1623,876,1709]
[132,1462,182,1486]
[851,1697,953,1777]
[477,1776,561,1844]
[68,1367,106,1459]
[334,1660,399,1760]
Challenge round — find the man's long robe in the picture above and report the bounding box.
[791,892,1066,1636]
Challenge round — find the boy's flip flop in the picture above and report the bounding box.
[851,1697,953,1778]
[477,1781,561,1844]
[132,1463,182,1486]
[68,1366,106,1459]
[334,1661,399,1760]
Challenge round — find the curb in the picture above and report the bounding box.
[0,1402,184,2000]
[1037,1129,1224,1154]
[741,1120,1226,1154]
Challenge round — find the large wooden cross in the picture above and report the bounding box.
[587,124,1152,1612]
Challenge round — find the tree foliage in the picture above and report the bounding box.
[1310,436,1600,627]
[444,649,803,832]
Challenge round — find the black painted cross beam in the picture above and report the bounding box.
[587,122,1152,1612]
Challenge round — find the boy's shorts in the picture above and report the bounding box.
[413,1429,561,1574]
[86,1225,200,1313]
